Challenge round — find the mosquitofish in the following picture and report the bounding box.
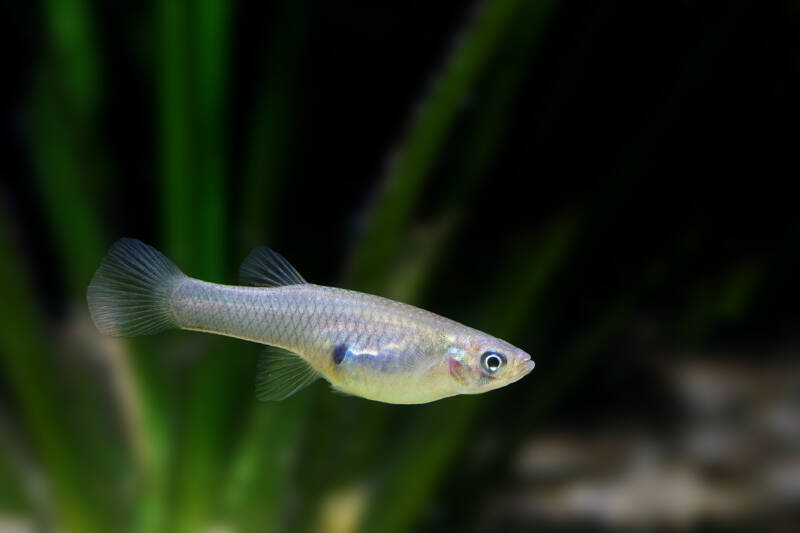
[87,239,534,404]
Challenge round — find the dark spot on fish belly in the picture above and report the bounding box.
[332,343,348,365]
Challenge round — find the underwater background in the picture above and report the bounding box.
[1,0,798,531]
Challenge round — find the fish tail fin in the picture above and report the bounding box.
[87,238,186,337]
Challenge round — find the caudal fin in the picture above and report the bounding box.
[87,238,185,337]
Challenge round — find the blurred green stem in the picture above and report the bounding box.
[0,224,100,532]
[159,0,192,269]
[240,0,307,253]
[158,1,236,531]
[29,2,160,529]
[348,0,525,293]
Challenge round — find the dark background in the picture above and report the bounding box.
[2,1,798,532]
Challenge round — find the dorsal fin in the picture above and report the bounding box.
[255,345,320,401]
[239,246,307,287]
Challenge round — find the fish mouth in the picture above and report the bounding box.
[523,358,535,374]
[513,355,535,381]
[519,351,535,372]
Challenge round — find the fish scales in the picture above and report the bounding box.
[171,281,451,400]
[171,280,435,360]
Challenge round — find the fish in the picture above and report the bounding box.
[87,238,534,404]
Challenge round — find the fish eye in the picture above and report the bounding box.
[480,351,506,374]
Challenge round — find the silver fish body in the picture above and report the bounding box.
[88,239,534,404]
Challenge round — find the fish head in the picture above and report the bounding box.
[445,332,534,395]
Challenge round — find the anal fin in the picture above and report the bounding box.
[255,345,320,401]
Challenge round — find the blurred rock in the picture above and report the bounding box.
[487,357,800,530]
